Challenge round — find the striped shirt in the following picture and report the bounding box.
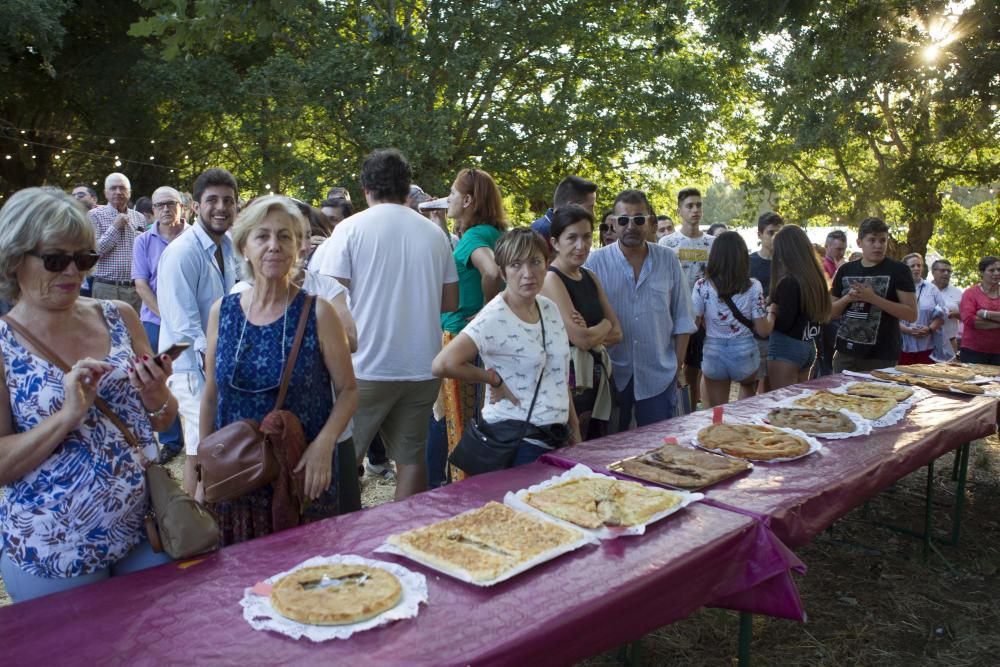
[584,242,696,400]
[88,205,146,281]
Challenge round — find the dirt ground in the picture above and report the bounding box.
[3,437,999,667]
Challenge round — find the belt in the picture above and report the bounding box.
[92,277,135,287]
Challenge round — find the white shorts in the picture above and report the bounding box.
[168,372,205,455]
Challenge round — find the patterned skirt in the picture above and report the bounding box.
[441,331,482,482]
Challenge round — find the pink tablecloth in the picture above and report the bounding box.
[547,375,999,548]
[0,461,804,666]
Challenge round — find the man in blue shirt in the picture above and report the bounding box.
[585,189,696,430]
[530,175,597,242]
[157,168,241,493]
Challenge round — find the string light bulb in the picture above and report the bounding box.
[109,138,116,144]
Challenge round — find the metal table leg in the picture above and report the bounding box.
[738,612,753,667]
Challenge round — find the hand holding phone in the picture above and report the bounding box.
[155,342,191,367]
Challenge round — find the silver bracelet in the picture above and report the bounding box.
[146,395,171,419]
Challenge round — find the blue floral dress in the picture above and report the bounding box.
[0,301,155,578]
[210,290,338,545]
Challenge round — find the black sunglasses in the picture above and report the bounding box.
[599,223,610,233]
[27,250,100,273]
[615,214,649,227]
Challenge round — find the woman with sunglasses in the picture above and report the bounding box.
[542,205,622,438]
[692,231,772,406]
[599,209,619,247]
[0,188,178,602]
[201,196,357,544]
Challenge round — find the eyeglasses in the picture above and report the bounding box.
[27,250,100,272]
[615,214,649,227]
[153,201,181,209]
[932,268,952,273]
[599,223,610,233]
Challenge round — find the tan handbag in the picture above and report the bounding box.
[196,295,314,504]
[1,315,220,560]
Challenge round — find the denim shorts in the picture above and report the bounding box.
[768,330,817,371]
[702,336,760,382]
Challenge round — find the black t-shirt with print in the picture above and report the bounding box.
[831,258,915,360]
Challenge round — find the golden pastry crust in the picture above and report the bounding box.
[845,381,914,401]
[766,407,857,433]
[270,564,402,626]
[897,363,976,381]
[387,502,581,583]
[949,362,1000,377]
[524,477,682,529]
[697,423,811,460]
[870,370,984,394]
[616,444,750,489]
[793,390,897,420]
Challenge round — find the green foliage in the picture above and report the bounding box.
[931,198,1000,286]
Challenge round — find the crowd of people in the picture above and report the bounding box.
[1,148,998,603]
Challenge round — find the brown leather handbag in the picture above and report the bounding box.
[1,315,220,560]
[196,295,314,504]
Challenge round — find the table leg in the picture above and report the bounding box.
[738,612,753,667]
[922,459,934,560]
[616,640,643,666]
[948,442,970,546]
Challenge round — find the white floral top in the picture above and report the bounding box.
[692,278,767,339]
[0,301,155,578]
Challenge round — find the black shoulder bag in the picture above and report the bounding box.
[449,300,547,476]
[721,293,766,340]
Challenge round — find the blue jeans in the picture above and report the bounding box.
[425,416,449,488]
[616,377,678,431]
[1,539,172,603]
[142,321,184,454]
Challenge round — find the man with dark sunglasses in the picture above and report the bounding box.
[659,187,713,411]
[87,172,146,314]
[585,189,695,431]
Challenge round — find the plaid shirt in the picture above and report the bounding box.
[88,205,146,281]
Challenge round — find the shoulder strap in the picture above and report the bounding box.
[720,292,764,340]
[1,315,144,454]
[274,294,315,411]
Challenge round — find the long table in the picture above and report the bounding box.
[546,374,999,548]
[0,460,805,666]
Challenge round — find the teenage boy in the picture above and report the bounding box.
[748,212,783,394]
[659,187,712,409]
[830,217,917,372]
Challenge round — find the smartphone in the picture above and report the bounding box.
[154,342,191,367]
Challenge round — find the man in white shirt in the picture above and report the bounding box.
[931,258,963,353]
[311,149,458,499]
[658,187,713,410]
[157,168,242,493]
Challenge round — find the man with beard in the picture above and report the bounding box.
[585,189,695,430]
[157,168,242,493]
[87,172,146,313]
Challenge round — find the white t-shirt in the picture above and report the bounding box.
[692,278,767,339]
[229,272,353,443]
[463,294,571,426]
[309,203,458,381]
[659,230,714,291]
[937,284,963,341]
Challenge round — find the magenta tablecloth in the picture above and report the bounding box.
[548,375,999,549]
[0,461,805,666]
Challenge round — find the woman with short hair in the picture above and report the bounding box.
[201,195,357,544]
[0,187,178,602]
[898,252,948,365]
[692,231,772,406]
[432,228,580,471]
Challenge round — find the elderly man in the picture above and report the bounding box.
[158,168,242,493]
[71,184,99,210]
[87,172,146,313]
[586,189,695,429]
[133,186,188,463]
[931,259,964,353]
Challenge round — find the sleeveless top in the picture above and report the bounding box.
[215,290,333,444]
[548,266,604,326]
[0,301,155,578]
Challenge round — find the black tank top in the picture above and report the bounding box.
[548,266,604,327]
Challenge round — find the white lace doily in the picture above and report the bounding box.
[240,554,427,641]
[782,388,913,429]
[842,369,1000,398]
[504,464,703,540]
[755,407,872,441]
